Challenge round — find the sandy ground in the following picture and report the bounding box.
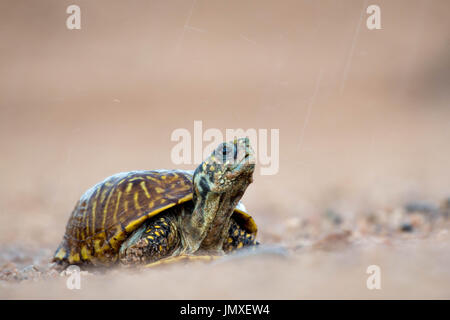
[1,0,450,299]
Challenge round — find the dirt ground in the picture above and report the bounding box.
[1,0,450,299]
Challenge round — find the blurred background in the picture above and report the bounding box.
[0,0,449,298]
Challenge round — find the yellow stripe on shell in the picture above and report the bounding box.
[140,181,151,198]
[146,176,159,182]
[134,192,141,210]
[100,187,109,203]
[113,191,122,224]
[102,187,115,230]
[154,187,164,194]
[129,177,144,182]
[126,183,133,193]
[94,239,102,253]
[81,245,90,260]
[70,252,80,263]
[108,226,127,250]
[90,187,101,236]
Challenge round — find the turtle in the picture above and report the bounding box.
[53,138,258,267]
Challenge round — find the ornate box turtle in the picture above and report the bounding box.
[53,138,258,267]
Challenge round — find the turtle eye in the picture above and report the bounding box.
[221,145,229,159]
[214,143,235,163]
[215,144,234,162]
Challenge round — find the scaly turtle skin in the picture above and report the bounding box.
[53,138,257,267]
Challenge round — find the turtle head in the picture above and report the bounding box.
[186,137,255,253]
[193,137,255,197]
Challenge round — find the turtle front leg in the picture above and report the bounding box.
[119,215,180,265]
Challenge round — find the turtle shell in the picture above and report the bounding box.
[53,170,257,265]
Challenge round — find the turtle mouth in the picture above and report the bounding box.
[240,149,255,166]
[226,151,255,179]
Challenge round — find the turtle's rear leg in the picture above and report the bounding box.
[223,220,258,252]
[119,214,180,265]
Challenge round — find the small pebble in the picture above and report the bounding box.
[400,223,414,233]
